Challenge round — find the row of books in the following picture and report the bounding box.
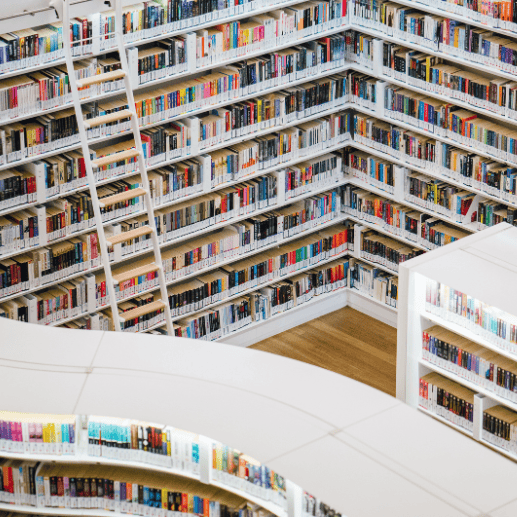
[344,148,395,195]
[0,147,346,300]
[390,0,517,33]
[0,32,348,133]
[344,30,374,68]
[404,171,476,223]
[212,443,286,501]
[425,279,517,355]
[0,414,76,455]
[352,114,517,207]
[419,372,475,433]
[0,0,298,73]
[87,416,200,474]
[351,0,517,79]
[348,257,398,308]
[172,253,351,340]
[0,106,348,220]
[0,86,350,183]
[303,492,341,517]
[0,233,101,303]
[0,216,350,329]
[0,459,260,514]
[164,220,344,320]
[422,324,517,405]
[360,229,424,272]
[382,45,517,120]
[194,2,346,67]
[0,57,350,168]
[99,182,322,305]
[382,84,517,165]
[422,369,517,457]
[342,184,422,244]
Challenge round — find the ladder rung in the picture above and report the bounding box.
[119,300,166,322]
[77,70,127,88]
[92,149,141,168]
[106,225,154,246]
[113,262,161,284]
[98,187,147,208]
[84,109,133,129]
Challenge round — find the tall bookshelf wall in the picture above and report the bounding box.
[1,0,516,340]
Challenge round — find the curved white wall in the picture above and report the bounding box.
[1,318,517,517]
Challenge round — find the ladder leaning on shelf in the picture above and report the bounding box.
[50,0,174,336]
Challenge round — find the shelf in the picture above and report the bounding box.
[388,0,517,39]
[350,139,517,210]
[153,248,352,333]
[351,20,517,85]
[353,104,512,168]
[423,312,517,362]
[210,479,287,517]
[419,359,517,413]
[0,25,349,128]
[416,406,473,438]
[0,0,308,81]
[480,437,517,463]
[345,212,427,251]
[216,286,348,342]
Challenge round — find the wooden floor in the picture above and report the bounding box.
[250,307,397,396]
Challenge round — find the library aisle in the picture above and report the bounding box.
[251,307,397,396]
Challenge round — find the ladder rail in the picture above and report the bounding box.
[62,0,123,332]
[114,0,174,336]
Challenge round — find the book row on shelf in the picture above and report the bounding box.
[0,0,347,73]
[0,221,399,336]
[0,30,351,129]
[0,411,341,517]
[350,0,517,75]
[419,370,517,457]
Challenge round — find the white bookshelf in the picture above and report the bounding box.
[4,0,517,340]
[397,222,517,459]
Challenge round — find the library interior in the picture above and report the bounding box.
[1,0,517,515]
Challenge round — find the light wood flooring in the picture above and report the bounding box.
[250,307,397,396]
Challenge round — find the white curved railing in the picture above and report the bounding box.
[0,317,515,517]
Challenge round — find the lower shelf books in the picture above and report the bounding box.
[360,230,424,273]
[419,372,475,433]
[0,460,250,513]
[483,405,517,456]
[341,185,420,245]
[344,148,394,196]
[422,325,517,406]
[348,258,398,309]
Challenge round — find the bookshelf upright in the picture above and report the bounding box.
[397,222,517,458]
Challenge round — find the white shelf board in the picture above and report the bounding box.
[210,479,286,517]
[0,450,199,480]
[424,312,517,362]
[420,359,517,413]
[416,406,473,438]
[480,438,517,463]
[218,287,349,346]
